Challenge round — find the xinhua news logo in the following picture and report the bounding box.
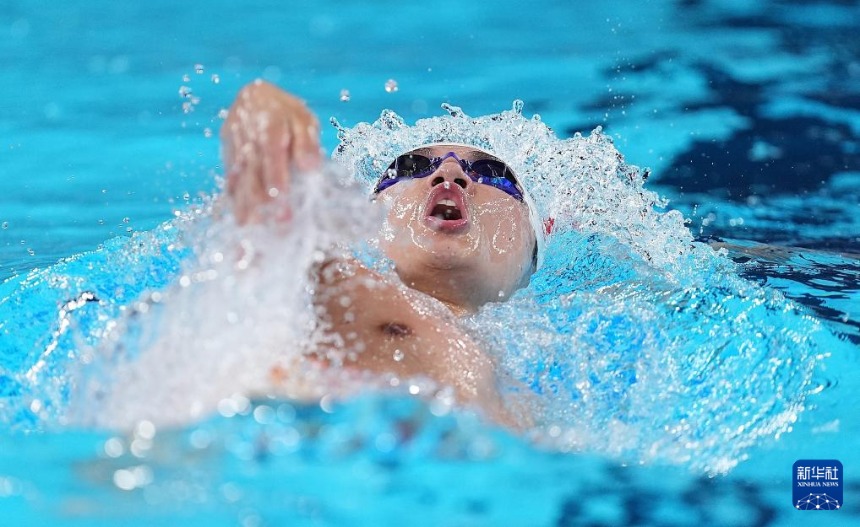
[793,459,842,511]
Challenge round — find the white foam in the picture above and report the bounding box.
[71,164,383,429]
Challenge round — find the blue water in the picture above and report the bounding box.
[1,1,859,525]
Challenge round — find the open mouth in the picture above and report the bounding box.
[430,199,463,221]
[423,185,469,232]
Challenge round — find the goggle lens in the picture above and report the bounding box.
[375,152,524,201]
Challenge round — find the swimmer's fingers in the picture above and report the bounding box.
[262,119,292,197]
[223,102,264,209]
[264,100,320,187]
[220,80,321,224]
[290,111,322,172]
[258,98,320,222]
[232,140,266,224]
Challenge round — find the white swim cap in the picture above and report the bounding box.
[332,101,651,273]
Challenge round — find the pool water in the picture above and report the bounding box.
[1,1,858,525]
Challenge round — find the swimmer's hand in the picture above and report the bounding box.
[220,80,321,224]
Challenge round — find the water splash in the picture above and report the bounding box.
[0,102,833,475]
[332,102,830,472]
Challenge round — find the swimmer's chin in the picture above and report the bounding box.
[414,242,481,272]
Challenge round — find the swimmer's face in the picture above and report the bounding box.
[375,144,536,311]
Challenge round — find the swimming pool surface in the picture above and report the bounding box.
[1,1,858,525]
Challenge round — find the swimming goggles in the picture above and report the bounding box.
[373,151,524,202]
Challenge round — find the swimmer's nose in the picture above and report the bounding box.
[429,159,470,190]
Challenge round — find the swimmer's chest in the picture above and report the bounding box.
[312,267,487,386]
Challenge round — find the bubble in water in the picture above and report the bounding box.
[211,74,220,84]
[113,469,136,491]
[339,89,351,102]
[218,108,229,119]
[1,222,7,229]
[384,79,399,93]
[182,74,190,82]
[178,86,192,98]
[182,102,194,114]
[194,63,204,74]
[103,437,124,458]
[203,127,213,138]
[393,349,404,362]
[135,419,156,440]
[112,465,153,491]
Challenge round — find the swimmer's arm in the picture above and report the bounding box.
[220,81,321,224]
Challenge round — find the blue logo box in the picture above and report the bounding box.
[793,459,842,511]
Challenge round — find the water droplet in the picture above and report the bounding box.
[1,222,7,229]
[135,420,156,440]
[103,437,125,458]
[211,73,220,84]
[384,79,399,93]
[182,102,194,114]
[26,248,35,256]
[203,127,213,138]
[330,116,345,133]
[178,86,192,98]
[339,89,351,102]
[194,63,204,74]
[393,349,404,362]
[113,469,136,491]
[441,103,465,118]
[218,108,229,119]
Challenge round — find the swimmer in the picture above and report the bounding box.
[221,81,538,427]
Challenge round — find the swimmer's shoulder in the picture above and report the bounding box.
[315,256,379,286]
